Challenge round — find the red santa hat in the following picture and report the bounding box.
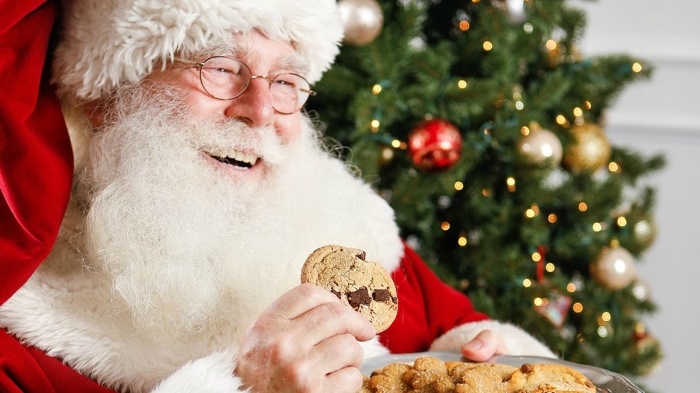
[52,0,345,101]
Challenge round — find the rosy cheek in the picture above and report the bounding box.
[275,114,303,144]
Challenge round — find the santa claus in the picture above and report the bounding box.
[0,1,555,392]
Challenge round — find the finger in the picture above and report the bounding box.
[266,283,342,320]
[288,299,376,347]
[308,333,365,374]
[323,365,365,393]
[461,330,506,362]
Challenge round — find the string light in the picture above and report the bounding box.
[521,125,530,136]
[506,177,516,192]
[534,297,544,307]
[617,217,628,227]
[545,39,558,51]
[482,188,491,197]
[546,263,555,272]
[597,326,609,338]
[632,62,643,73]
[441,222,451,231]
[523,278,532,287]
[532,252,542,262]
[454,181,464,191]
[391,139,402,149]
[573,302,584,313]
[578,202,588,212]
[608,161,621,173]
[525,203,540,218]
[567,283,577,292]
[547,213,558,223]
[458,80,468,89]
[381,147,394,162]
[459,20,471,31]
[592,222,603,232]
[370,119,380,132]
[372,84,382,95]
[458,234,468,246]
[483,41,493,51]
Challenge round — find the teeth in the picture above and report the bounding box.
[209,149,259,166]
[225,150,258,165]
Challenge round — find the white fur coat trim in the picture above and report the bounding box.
[429,320,557,358]
[53,0,344,100]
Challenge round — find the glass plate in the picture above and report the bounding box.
[361,351,644,393]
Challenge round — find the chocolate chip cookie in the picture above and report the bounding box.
[507,363,596,393]
[300,245,398,332]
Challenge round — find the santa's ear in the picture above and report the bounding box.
[84,99,106,128]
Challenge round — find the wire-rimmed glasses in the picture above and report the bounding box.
[174,56,316,114]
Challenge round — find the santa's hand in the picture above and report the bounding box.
[460,329,508,362]
[235,283,376,393]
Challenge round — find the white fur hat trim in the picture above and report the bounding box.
[52,0,344,100]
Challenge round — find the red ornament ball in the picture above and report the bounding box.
[408,119,462,171]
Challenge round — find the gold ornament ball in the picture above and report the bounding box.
[517,127,563,167]
[591,246,637,290]
[634,217,658,250]
[563,123,611,172]
[338,0,384,46]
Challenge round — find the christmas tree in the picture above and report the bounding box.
[307,0,665,383]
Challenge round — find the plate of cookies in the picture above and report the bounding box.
[360,351,643,393]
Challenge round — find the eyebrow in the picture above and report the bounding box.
[190,41,310,76]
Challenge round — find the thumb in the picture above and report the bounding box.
[461,330,507,362]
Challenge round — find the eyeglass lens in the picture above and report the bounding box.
[198,56,312,114]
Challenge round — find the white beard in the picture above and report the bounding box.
[73,85,403,339]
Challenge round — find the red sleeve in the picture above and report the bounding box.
[379,244,489,353]
[0,0,73,305]
[0,329,116,393]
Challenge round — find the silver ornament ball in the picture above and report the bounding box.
[338,0,384,46]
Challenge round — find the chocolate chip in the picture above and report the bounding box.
[372,289,394,303]
[348,287,372,309]
[354,250,366,261]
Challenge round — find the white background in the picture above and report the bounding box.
[571,0,700,391]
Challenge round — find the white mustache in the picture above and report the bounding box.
[189,120,288,167]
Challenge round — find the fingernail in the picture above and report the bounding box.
[463,339,482,352]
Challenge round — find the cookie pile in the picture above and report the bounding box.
[301,245,398,333]
[359,356,597,393]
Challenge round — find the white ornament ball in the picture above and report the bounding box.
[517,127,563,167]
[338,0,384,46]
[591,246,637,290]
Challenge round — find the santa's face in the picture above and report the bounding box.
[75,33,325,338]
[143,30,306,184]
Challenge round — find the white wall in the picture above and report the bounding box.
[572,1,700,391]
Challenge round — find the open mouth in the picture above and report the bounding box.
[208,150,259,169]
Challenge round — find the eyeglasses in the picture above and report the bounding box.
[174,56,316,114]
